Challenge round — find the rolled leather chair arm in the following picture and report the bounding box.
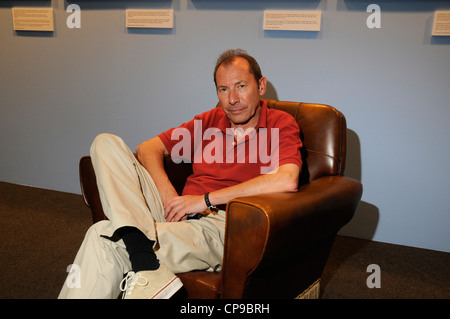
[220,175,362,298]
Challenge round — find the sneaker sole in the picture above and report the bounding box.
[151,276,183,299]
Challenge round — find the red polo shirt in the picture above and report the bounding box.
[158,100,302,196]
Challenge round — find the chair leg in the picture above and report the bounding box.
[296,279,320,299]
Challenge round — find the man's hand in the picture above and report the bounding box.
[164,195,207,222]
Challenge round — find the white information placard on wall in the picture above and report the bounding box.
[263,11,321,31]
[432,11,450,36]
[126,9,173,29]
[12,8,54,31]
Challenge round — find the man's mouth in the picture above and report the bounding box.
[229,107,245,114]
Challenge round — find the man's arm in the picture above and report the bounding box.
[209,163,299,204]
[164,163,300,222]
[137,136,300,222]
[135,136,179,207]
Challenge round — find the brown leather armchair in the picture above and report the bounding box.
[79,100,363,299]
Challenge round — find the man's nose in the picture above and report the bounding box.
[229,90,239,105]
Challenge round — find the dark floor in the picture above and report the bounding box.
[1,181,449,299]
[320,235,450,299]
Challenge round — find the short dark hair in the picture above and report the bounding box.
[213,49,263,87]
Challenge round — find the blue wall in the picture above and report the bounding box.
[1,0,449,252]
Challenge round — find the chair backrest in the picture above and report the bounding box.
[264,99,347,184]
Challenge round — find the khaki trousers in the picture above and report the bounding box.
[58,133,225,299]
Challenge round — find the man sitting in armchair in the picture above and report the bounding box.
[59,49,302,299]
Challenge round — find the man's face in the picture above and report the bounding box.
[215,57,267,130]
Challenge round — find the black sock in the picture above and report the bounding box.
[119,227,160,272]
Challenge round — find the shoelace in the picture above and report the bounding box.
[120,271,148,299]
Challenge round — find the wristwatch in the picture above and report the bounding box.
[204,192,218,213]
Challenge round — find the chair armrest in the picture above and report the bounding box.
[79,156,106,223]
[220,175,362,298]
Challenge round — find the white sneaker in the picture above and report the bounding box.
[120,264,183,299]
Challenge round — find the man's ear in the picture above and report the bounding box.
[258,76,267,96]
